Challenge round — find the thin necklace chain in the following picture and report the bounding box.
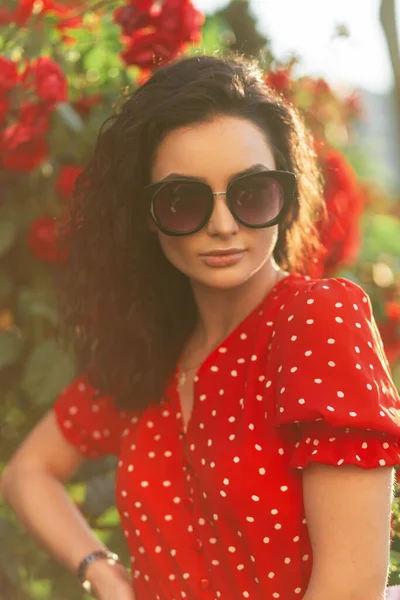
[177,269,281,388]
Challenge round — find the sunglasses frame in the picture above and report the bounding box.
[142,169,297,236]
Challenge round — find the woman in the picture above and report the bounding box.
[1,53,400,600]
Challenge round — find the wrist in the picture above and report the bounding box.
[86,559,131,597]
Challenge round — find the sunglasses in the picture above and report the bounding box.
[142,169,297,236]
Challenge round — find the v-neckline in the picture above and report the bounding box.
[173,272,296,435]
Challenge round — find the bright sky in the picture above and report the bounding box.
[193,0,396,94]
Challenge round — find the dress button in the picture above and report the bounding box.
[194,537,203,551]
[199,578,210,591]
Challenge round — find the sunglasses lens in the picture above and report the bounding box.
[152,182,209,233]
[230,174,285,226]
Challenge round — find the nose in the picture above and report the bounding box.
[206,192,240,238]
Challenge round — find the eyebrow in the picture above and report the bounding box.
[156,163,272,186]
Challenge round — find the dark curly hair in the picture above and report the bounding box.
[56,51,328,412]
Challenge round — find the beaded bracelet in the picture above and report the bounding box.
[77,550,121,597]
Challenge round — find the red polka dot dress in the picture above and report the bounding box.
[53,272,400,600]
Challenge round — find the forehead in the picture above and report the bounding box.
[151,116,276,184]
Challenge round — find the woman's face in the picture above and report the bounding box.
[150,115,280,290]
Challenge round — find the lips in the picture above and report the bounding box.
[200,248,246,257]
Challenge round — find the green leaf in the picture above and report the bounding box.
[0,331,22,370]
[21,340,76,406]
[360,214,400,261]
[0,221,16,258]
[17,289,58,326]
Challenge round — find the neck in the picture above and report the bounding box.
[189,261,283,353]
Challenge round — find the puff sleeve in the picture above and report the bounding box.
[272,276,400,469]
[52,373,139,460]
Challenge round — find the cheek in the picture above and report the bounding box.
[157,233,195,271]
[253,225,279,255]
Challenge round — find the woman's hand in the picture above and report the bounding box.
[86,559,137,600]
[97,579,137,600]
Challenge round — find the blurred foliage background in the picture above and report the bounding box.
[0,0,400,598]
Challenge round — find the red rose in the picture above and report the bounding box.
[265,68,291,95]
[23,57,67,105]
[113,1,157,36]
[72,93,102,117]
[0,7,13,25]
[121,29,182,69]
[56,165,83,198]
[317,149,366,275]
[0,57,19,94]
[19,103,50,136]
[14,0,53,25]
[28,215,67,263]
[153,0,203,44]
[0,97,10,124]
[0,124,48,172]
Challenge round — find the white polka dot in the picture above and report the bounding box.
[349,412,357,417]
[141,481,149,487]
[263,537,270,543]
[163,480,171,487]
[274,523,282,530]
[280,485,288,492]
[233,456,240,463]
[240,333,247,340]
[305,350,312,356]
[228,546,236,552]
[231,370,238,377]
[306,319,314,325]
[298,398,305,405]
[379,459,386,466]
[337,391,344,398]
[268,572,275,578]
[259,467,266,475]
[252,495,260,502]
[328,338,335,344]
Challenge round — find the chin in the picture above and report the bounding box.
[190,266,259,290]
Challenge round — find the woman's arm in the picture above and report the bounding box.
[0,410,134,599]
[302,462,394,600]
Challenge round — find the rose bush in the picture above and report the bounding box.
[0,1,399,596]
